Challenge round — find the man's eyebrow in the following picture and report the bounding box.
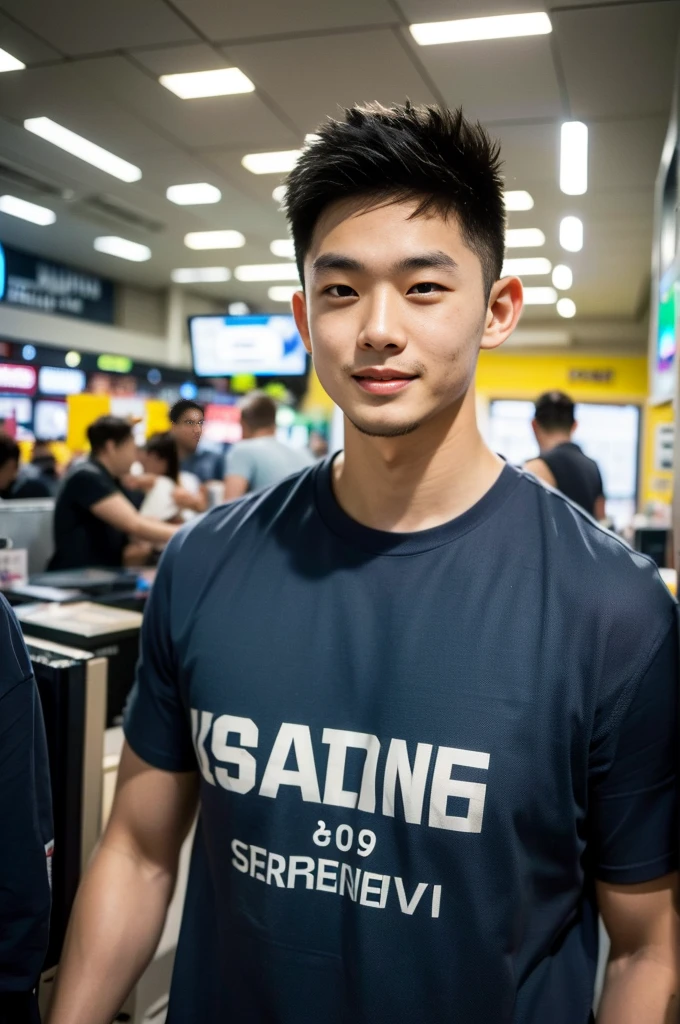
[311,253,365,275]
[394,251,459,273]
[310,250,459,276]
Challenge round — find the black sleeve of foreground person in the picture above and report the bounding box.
[0,596,53,1023]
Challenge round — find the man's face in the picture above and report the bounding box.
[0,458,18,491]
[109,436,138,477]
[172,409,203,453]
[293,198,518,438]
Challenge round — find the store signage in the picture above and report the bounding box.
[0,241,115,323]
[38,365,86,396]
[568,368,614,384]
[0,363,37,393]
[97,354,133,373]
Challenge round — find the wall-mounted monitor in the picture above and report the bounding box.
[34,400,68,440]
[189,314,307,377]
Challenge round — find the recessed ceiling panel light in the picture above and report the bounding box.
[242,150,302,175]
[557,297,576,318]
[171,267,231,283]
[304,133,321,145]
[235,263,300,282]
[502,257,551,276]
[504,190,534,211]
[552,264,573,290]
[410,11,552,45]
[559,216,583,252]
[166,183,221,205]
[522,286,558,305]
[159,67,255,99]
[0,194,55,225]
[229,301,250,315]
[505,228,545,248]
[272,185,287,204]
[0,47,25,73]
[269,285,299,303]
[270,239,295,258]
[24,117,142,182]
[184,230,245,250]
[94,236,151,262]
[560,122,588,195]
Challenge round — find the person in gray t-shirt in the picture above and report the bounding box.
[223,393,314,499]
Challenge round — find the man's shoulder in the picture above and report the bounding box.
[515,468,675,628]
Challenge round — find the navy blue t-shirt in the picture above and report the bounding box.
[0,596,53,1023]
[124,460,678,1024]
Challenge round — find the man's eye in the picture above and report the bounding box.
[326,284,357,298]
[408,282,445,295]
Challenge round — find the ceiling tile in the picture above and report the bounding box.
[0,10,62,63]
[0,0,198,56]
[555,1,680,118]
[129,42,227,76]
[222,30,436,133]
[412,31,563,121]
[170,0,397,41]
[396,0,548,21]
[590,116,667,190]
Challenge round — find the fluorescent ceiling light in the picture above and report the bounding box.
[0,194,55,225]
[171,267,231,283]
[159,67,254,99]
[557,297,576,318]
[270,239,295,258]
[552,264,573,290]
[559,216,583,252]
[504,190,534,211]
[305,133,321,145]
[184,230,245,250]
[506,228,545,248]
[522,286,558,305]
[410,12,552,46]
[24,117,142,182]
[94,236,151,262]
[272,185,287,204]
[235,263,300,282]
[0,47,25,72]
[269,285,299,303]
[229,301,250,315]
[242,150,302,175]
[560,122,588,195]
[502,257,551,276]
[166,182,221,205]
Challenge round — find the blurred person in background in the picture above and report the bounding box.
[48,103,678,1024]
[169,399,221,512]
[0,436,51,500]
[223,392,313,499]
[26,439,60,497]
[524,391,605,519]
[0,595,52,1024]
[138,432,201,524]
[49,416,178,570]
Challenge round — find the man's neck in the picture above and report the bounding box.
[249,428,277,440]
[540,432,572,453]
[93,453,118,479]
[332,389,504,533]
[177,442,194,460]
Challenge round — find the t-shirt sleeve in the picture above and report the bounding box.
[225,443,254,484]
[591,611,678,884]
[0,596,53,997]
[72,466,118,510]
[123,534,197,773]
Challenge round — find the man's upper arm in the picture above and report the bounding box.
[90,491,141,534]
[597,874,678,960]
[123,535,197,773]
[524,457,557,487]
[223,475,249,500]
[591,614,678,887]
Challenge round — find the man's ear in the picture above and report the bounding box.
[481,276,524,352]
[292,290,311,354]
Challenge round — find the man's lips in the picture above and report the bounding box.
[351,368,418,394]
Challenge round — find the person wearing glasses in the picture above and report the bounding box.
[169,400,225,513]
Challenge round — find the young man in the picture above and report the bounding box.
[50,416,177,570]
[525,390,606,519]
[168,399,223,512]
[48,104,678,1024]
[0,435,52,500]
[0,595,52,1024]
[223,392,313,499]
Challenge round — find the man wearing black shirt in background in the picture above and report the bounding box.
[0,436,51,500]
[50,417,177,570]
[524,391,606,519]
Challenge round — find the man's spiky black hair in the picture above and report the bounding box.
[284,101,505,299]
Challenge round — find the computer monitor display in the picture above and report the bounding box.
[190,314,307,377]
[34,400,67,440]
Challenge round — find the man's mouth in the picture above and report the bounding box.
[351,368,418,395]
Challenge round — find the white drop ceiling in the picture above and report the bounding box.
[0,0,677,341]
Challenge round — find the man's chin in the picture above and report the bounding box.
[347,415,422,439]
